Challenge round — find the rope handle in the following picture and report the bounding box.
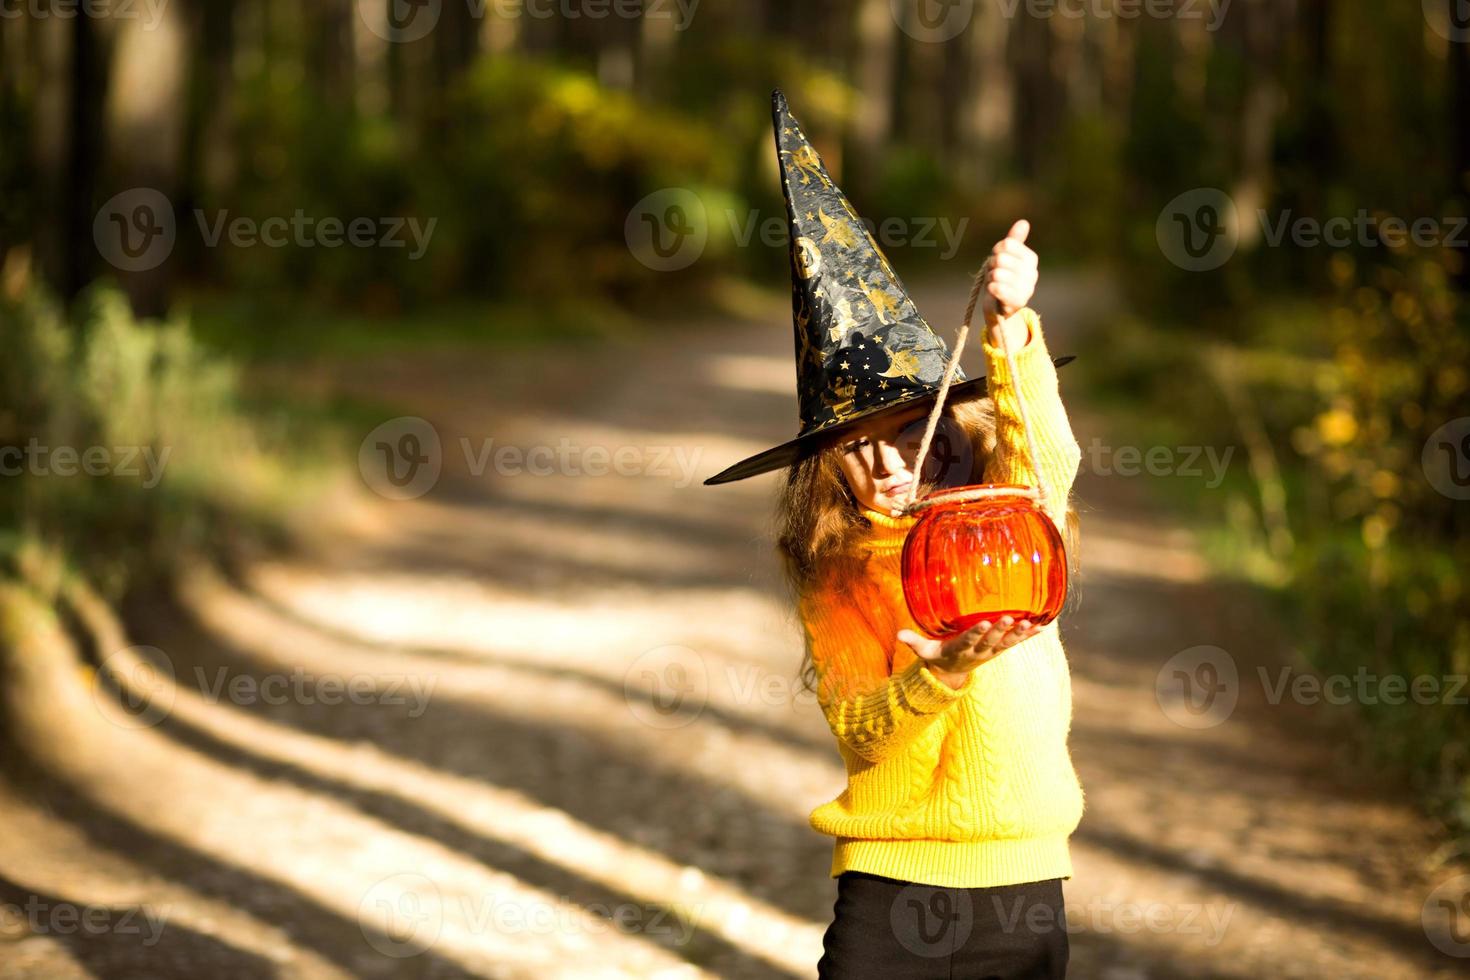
[893,265,1049,517]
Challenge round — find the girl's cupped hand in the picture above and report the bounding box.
[897,616,1040,688]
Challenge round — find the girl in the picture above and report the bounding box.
[778,223,1084,978]
[702,90,1083,978]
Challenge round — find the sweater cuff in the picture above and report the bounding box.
[980,307,1053,388]
[900,658,975,711]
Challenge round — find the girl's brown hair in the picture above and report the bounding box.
[774,392,1080,695]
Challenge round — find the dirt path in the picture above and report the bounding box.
[1,271,1465,978]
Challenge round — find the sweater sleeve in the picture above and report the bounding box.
[798,586,976,766]
[980,307,1083,530]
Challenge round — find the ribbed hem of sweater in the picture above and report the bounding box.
[831,834,1074,889]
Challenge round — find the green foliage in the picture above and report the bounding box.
[1298,251,1470,834]
[206,52,764,314]
[431,55,741,304]
[219,74,421,309]
[1035,115,1126,266]
[1087,244,1470,847]
[0,283,335,597]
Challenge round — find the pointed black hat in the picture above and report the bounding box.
[703,89,1071,486]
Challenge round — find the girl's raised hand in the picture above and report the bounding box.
[979,219,1039,344]
[897,616,1040,688]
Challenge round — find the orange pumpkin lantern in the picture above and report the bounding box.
[892,272,1070,641]
[901,483,1068,639]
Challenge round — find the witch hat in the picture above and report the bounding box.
[702,89,1072,486]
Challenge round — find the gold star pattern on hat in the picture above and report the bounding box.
[878,346,923,382]
[818,207,859,250]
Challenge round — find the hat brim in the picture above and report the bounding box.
[702,355,1075,485]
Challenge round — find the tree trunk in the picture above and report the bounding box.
[104,6,188,317]
[58,14,112,305]
[959,3,1013,190]
[1010,7,1056,175]
[434,0,481,91]
[1450,3,1470,291]
[179,0,237,281]
[1231,0,1283,252]
[845,0,897,201]
[307,0,355,107]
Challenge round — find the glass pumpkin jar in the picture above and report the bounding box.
[900,483,1068,640]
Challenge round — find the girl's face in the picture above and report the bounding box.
[835,402,933,516]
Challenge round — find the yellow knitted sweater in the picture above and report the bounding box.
[798,307,1085,889]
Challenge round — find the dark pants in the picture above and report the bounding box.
[817,871,1069,979]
